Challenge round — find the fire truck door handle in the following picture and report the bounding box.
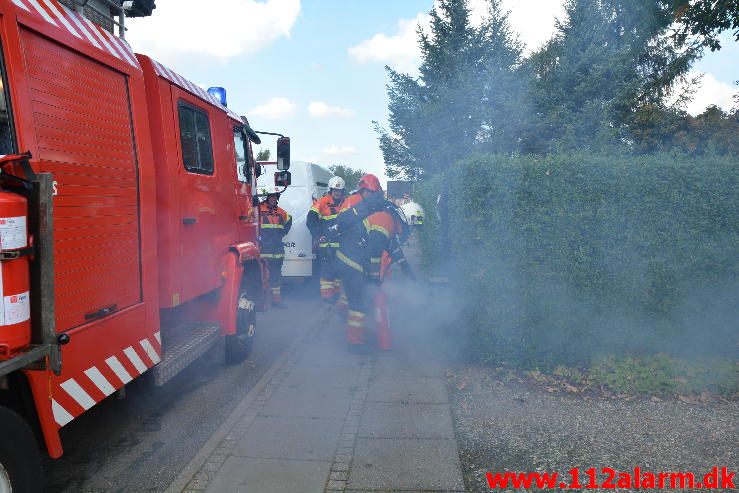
[183,218,197,224]
[85,304,118,320]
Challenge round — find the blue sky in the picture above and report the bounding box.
[127,0,738,183]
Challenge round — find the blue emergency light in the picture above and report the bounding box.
[207,86,227,107]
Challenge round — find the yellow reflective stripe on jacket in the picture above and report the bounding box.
[360,219,390,238]
[337,251,363,272]
[310,206,320,213]
[319,242,339,248]
[320,214,338,220]
[370,257,381,264]
[370,224,389,237]
[261,223,285,229]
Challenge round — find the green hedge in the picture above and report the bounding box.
[418,151,738,367]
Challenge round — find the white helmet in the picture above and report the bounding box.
[328,176,345,190]
[401,201,425,225]
[259,185,282,196]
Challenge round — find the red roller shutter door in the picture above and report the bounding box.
[21,29,142,332]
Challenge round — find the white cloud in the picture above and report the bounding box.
[308,101,356,119]
[349,1,565,73]
[683,73,737,115]
[250,97,297,119]
[497,0,566,53]
[321,145,357,156]
[348,13,427,73]
[127,0,300,62]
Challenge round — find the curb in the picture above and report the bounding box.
[166,303,334,493]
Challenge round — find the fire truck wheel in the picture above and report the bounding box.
[0,406,44,493]
[226,291,257,364]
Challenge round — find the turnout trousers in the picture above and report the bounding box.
[262,255,284,303]
[334,259,369,345]
[317,245,340,300]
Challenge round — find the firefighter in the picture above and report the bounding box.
[327,173,386,311]
[258,186,292,308]
[334,192,410,353]
[307,176,345,300]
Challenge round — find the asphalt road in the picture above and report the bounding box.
[44,284,323,493]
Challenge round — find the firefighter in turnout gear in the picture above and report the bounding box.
[328,173,385,313]
[259,186,292,308]
[307,176,345,300]
[332,175,409,353]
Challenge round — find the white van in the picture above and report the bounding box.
[256,160,335,278]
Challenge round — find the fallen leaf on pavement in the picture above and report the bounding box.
[678,394,698,404]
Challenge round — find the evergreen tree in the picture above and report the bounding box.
[522,0,702,154]
[376,0,524,179]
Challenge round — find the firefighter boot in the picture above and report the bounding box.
[346,309,367,353]
[271,287,287,309]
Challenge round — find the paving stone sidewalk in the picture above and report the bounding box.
[170,288,465,493]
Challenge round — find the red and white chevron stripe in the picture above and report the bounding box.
[151,59,243,121]
[51,331,161,427]
[11,0,140,68]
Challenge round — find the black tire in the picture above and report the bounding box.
[225,290,257,364]
[0,406,44,493]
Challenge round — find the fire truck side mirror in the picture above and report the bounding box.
[274,171,291,188]
[255,163,263,178]
[276,137,290,170]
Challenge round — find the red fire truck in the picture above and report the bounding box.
[0,1,291,490]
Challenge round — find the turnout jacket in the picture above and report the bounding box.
[336,210,404,280]
[335,191,385,235]
[307,194,342,248]
[338,192,363,214]
[258,201,292,257]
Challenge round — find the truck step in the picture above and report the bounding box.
[153,322,221,386]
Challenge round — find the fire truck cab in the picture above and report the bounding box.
[0,1,287,490]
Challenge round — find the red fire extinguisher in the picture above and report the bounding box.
[374,251,393,351]
[0,188,31,357]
